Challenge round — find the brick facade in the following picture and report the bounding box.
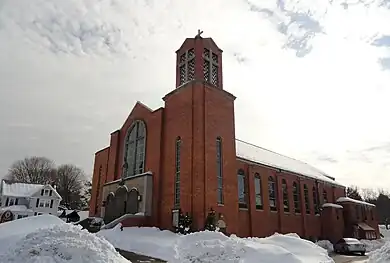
[89,33,379,241]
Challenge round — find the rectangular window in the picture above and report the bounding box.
[293,182,301,213]
[238,169,247,209]
[254,174,263,210]
[216,137,223,204]
[39,200,51,208]
[8,198,15,206]
[282,180,289,213]
[174,137,181,208]
[268,177,277,211]
[44,189,49,196]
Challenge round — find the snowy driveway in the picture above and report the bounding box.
[332,254,368,263]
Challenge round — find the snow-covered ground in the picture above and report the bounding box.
[0,215,128,263]
[99,224,334,263]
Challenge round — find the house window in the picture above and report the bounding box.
[174,137,181,208]
[203,48,219,86]
[254,173,263,210]
[44,189,49,196]
[39,200,50,208]
[313,187,319,215]
[282,179,289,213]
[8,198,15,206]
[123,120,146,178]
[237,169,247,209]
[268,176,277,211]
[304,185,310,214]
[216,137,223,205]
[293,182,301,213]
[179,48,195,85]
[323,190,328,203]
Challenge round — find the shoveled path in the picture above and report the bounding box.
[116,248,166,263]
[331,253,368,263]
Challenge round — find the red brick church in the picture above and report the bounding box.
[89,32,379,242]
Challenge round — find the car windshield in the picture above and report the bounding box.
[343,238,360,244]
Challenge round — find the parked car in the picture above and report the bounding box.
[333,238,366,255]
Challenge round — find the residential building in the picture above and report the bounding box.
[89,32,380,242]
[0,180,62,220]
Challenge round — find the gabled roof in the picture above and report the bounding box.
[235,139,343,186]
[1,180,62,200]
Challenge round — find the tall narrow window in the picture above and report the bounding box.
[254,173,263,210]
[268,176,277,211]
[313,186,319,215]
[304,185,310,214]
[203,48,219,86]
[123,121,146,178]
[216,137,223,204]
[293,182,301,213]
[237,169,247,208]
[174,137,181,208]
[179,48,195,85]
[323,190,328,203]
[282,179,289,212]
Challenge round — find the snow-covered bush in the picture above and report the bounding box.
[316,240,334,253]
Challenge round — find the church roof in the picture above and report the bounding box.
[235,139,343,186]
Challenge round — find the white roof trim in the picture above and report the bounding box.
[336,197,375,207]
[322,203,343,209]
[235,139,343,186]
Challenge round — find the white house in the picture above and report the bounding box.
[0,180,62,220]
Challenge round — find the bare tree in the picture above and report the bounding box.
[6,156,56,184]
[361,188,378,202]
[346,186,363,200]
[55,164,86,209]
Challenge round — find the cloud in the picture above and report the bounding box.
[0,0,389,191]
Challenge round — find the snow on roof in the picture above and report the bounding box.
[1,181,44,197]
[236,139,343,186]
[0,205,33,213]
[322,203,343,209]
[336,197,376,207]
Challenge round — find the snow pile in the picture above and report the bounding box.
[316,240,334,253]
[361,239,386,253]
[368,241,390,263]
[99,225,334,263]
[379,225,390,239]
[0,214,65,256]
[0,215,128,263]
[99,224,177,260]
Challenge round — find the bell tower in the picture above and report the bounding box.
[175,30,223,89]
[161,31,238,234]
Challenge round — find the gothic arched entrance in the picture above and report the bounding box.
[126,188,139,214]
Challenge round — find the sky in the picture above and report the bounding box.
[0,0,390,190]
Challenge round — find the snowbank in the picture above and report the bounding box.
[316,240,334,253]
[0,214,65,256]
[361,239,386,253]
[0,214,128,263]
[368,241,390,263]
[99,225,334,263]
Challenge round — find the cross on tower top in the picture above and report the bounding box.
[195,29,203,39]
